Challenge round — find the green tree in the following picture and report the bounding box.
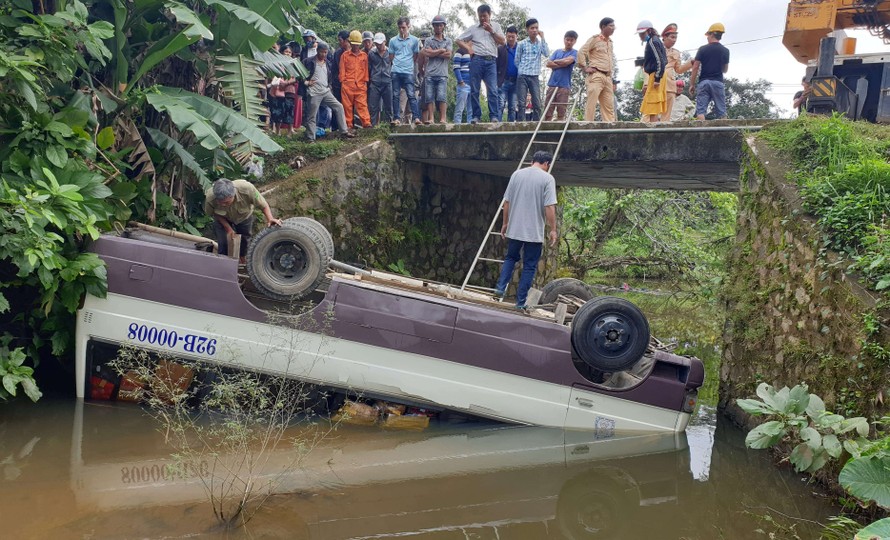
[0,0,313,397]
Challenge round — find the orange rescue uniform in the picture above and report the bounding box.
[339,49,372,128]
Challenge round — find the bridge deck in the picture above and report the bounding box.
[389,119,772,192]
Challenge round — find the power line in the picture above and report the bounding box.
[616,34,783,63]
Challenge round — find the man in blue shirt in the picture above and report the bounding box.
[497,26,518,122]
[514,18,549,122]
[544,31,578,121]
[389,16,422,126]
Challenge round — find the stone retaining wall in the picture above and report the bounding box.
[720,138,889,420]
[263,140,557,288]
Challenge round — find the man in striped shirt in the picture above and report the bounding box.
[452,46,471,124]
[514,18,549,122]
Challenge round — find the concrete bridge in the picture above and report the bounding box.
[389,119,769,192]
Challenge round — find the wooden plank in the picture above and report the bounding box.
[229,234,241,260]
[526,287,542,308]
[554,303,568,325]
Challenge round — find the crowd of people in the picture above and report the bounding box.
[262,4,731,140]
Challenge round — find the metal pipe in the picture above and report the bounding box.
[128,222,218,250]
[389,125,764,138]
[328,259,372,275]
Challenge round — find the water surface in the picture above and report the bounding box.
[2,399,836,539]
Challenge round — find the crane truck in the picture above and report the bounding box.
[783,0,890,122]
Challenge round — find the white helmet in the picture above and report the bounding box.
[635,20,654,33]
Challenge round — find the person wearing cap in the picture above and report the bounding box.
[578,17,616,122]
[514,18,549,122]
[659,24,693,122]
[300,29,318,62]
[204,178,281,263]
[671,80,696,121]
[340,30,372,130]
[690,23,730,120]
[389,16,422,126]
[636,20,668,122]
[456,4,506,124]
[422,15,453,124]
[302,42,354,142]
[362,31,373,53]
[368,32,393,125]
[544,30,578,122]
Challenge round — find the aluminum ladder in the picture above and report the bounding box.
[459,92,577,294]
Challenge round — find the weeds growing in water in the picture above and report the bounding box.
[738,384,890,537]
[110,308,340,529]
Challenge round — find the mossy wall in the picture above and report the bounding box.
[720,139,889,420]
[263,140,557,287]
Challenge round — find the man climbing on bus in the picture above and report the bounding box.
[493,151,558,309]
[204,178,282,264]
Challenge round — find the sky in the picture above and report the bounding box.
[401,0,889,117]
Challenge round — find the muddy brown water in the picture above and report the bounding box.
[1,398,837,539]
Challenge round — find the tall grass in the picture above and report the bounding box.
[761,114,890,292]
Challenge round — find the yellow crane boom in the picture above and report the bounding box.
[784,0,890,63]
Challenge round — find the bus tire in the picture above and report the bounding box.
[246,223,326,301]
[570,297,650,372]
[540,277,595,305]
[282,217,334,264]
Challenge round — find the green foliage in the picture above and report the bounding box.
[109,320,336,528]
[854,518,890,539]
[839,456,890,509]
[559,187,736,299]
[738,383,869,473]
[0,1,123,386]
[742,386,890,538]
[386,259,410,276]
[0,338,41,402]
[761,115,890,294]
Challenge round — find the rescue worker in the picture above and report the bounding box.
[340,30,372,129]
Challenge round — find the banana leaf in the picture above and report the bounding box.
[146,91,226,150]
[250,43,308,79]
[158,86,280,155]
[146,127,212,188]
[217,54,267,123]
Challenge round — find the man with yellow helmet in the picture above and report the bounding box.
[340,30,372,129]
[689,22,730,120]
